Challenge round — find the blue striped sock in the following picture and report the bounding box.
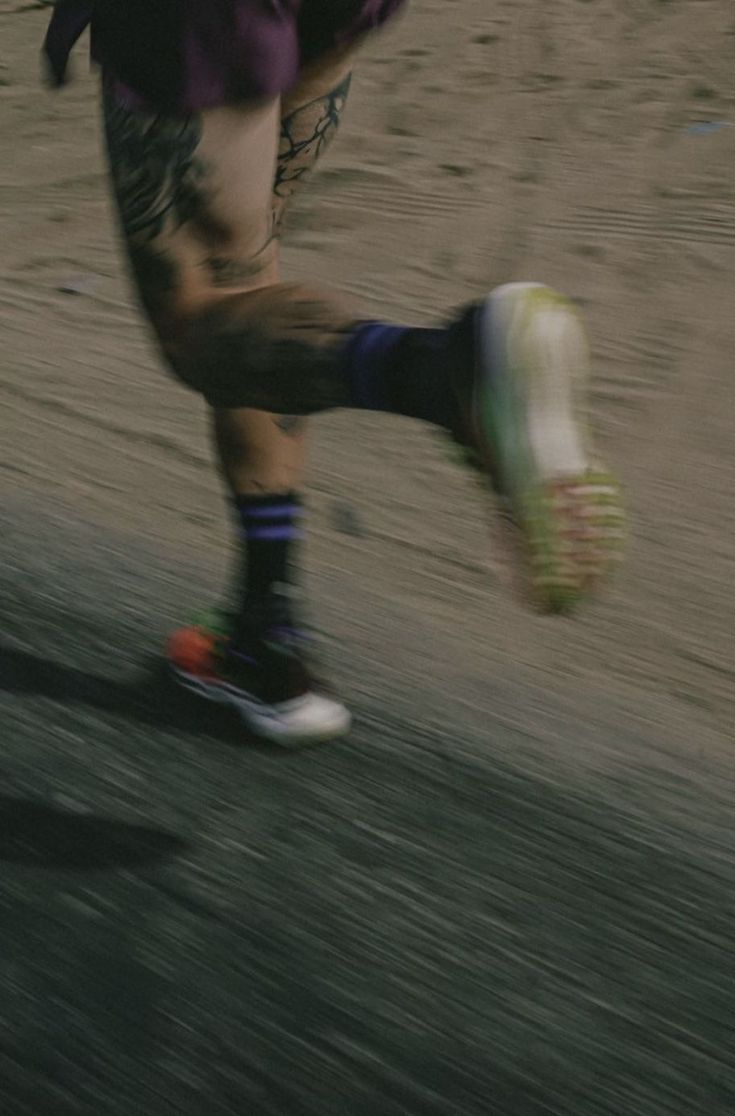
[232,492,304,642]
[342,321,462,428]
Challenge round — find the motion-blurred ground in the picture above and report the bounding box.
[1,2,733,1113]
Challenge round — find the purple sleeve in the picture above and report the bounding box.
[42,0,95,86]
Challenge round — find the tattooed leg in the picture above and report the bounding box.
[199,51,355,634]
[103,78,282,330]
[210,49,355,496]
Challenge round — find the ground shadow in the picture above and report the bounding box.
[0,642,266,746]
[0,793,187,869]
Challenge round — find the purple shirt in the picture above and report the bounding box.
[43,0,406,113]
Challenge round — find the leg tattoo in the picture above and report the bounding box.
[104,79,357,413]
[103,87,214,322]
[274,415,307,435]
[177,291,355,413]
[104,93,207,240]
[273,74,352,233]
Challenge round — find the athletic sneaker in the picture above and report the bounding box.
[167,610,351,745]
[455,282,625,614]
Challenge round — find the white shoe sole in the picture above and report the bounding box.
[477,282,625,612]
[171,665,352,745]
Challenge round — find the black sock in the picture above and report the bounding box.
[341,310,475,429]
[231,492,304,647]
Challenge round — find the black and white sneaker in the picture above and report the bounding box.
[166,610,351,745]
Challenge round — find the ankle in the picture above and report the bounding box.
[233,586,302,644]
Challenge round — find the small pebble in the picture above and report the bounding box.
[57,273,99,296]
[330,502,364,537]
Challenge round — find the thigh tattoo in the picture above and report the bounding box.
[104,91,206,239]
[274,74,352,230]
[103,87,213,319]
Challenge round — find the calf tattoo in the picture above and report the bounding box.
[175,298,354,413]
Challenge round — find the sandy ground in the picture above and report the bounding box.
[0,3,734,1114]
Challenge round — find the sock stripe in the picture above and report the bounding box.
[345,322,409,410]
[242,504,304,521]
[343,320,461,429]
[231,493,303,637]
[241,525,305,542]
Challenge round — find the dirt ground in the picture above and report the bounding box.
[2,0,734,752]
[0,3,734,1114]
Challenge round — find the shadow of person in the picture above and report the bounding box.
[0,642,266,746]
[0,794,187,870]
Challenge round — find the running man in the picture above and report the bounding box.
[43,1,624,744]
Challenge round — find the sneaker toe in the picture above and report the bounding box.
[263,692,352,744]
